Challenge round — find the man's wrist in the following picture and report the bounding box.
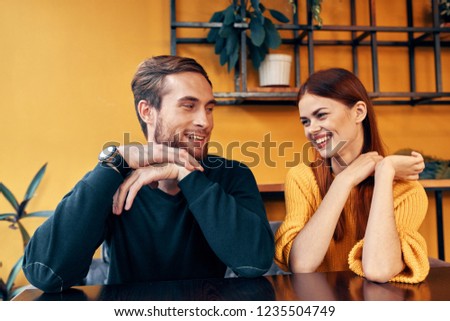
[177,167,192,182]
[99,145,132,178]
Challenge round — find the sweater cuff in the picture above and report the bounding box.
[82,163,124,197]
[178,170,214,201]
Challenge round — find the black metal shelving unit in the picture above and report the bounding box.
[170,0,450,106]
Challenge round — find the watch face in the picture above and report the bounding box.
[99,146,117,162]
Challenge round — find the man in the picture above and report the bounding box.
[23,55,274,293]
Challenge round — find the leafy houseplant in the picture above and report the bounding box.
[0,163,53,300]
[439,0,450,24]
[207,0,323,72]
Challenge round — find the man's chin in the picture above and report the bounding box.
[188,147,208,161]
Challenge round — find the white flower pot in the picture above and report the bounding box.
[258,54,292,87]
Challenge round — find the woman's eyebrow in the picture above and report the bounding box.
[311,107,327,116]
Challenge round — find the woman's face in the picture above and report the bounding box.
[298,93,365,165]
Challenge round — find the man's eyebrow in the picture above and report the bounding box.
[178,96,199,103]
[178,96,217,106]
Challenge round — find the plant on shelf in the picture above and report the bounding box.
[439,0,450,25]
[207,0,323,72]
[0,163,53,301]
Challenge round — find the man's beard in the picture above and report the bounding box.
[154,116,208,160]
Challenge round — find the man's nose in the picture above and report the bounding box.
[193,108,210,128]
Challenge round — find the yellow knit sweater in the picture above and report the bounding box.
[274,163,430,284]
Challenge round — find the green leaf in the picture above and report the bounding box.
[6,256,24,293]
[0,279,7,301]
[225,30,239,55]
[22,210,54,218]
[269,9,290,23]
[208,10,224,23]
[219,49,229,66]
[228,45,239,72]
[223,5,236,26]
[0,213,16,221]
[250,0,260,11]
[17,199,30,219]
[253,10,264,25]
[207,28,219,43]
[17,221,30,249]
[24,163,47,202]
[9,285,28,301]
[219,25,233,37]
[214,36,226,54]
[311,0,323,27]
[249,18,265,46]
[263,18,281,49]
[0,183,19,212]
[259,3,266,13]
[249,41,268,69]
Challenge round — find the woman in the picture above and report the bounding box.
[274,68,429,283]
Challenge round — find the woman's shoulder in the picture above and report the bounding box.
[287,162,316,180]
[286,162,319,193]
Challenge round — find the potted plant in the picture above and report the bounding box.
[0,163,53,300]
[439,0,450,26]
[206,0,323,76]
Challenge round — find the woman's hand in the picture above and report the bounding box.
[337,152,383,187]
[377,151,424,181]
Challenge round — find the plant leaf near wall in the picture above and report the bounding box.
[0,163,54,300]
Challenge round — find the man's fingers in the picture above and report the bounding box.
[114,172,139,215]
[124,180,143,211]
[147,145,203,171]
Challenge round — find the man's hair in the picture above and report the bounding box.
[131,55,212,138]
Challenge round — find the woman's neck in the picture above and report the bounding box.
[331,132,365,175]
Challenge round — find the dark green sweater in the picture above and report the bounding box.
[23,155,274,292]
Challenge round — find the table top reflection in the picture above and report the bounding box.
[13,267,450,301]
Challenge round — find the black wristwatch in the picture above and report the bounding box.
[98,145,131,178]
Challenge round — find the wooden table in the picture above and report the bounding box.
[12,267,450,301]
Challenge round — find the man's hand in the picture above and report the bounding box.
[377,151,425,181]
[118,144,203,172]
[112,163,191,215]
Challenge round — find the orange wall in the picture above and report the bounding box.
[1,0,450,286]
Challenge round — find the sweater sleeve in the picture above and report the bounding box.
[178,161,274,277]
[274,164,320,271]
[348,181,430,283]
[22,164,123,292]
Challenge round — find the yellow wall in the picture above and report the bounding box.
[1,0,450,287]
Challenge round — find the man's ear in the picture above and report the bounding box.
[137,100,155,126]
[354,101,367,124]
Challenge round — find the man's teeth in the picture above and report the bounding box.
[188,134,205,140]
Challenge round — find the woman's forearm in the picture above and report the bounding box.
[362,163,404,282]
[289,175,353,272]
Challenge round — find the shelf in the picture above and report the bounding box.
[170,0,450,106]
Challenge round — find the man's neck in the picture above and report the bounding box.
[158,179,180,196]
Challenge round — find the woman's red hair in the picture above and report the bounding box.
[297,68,386,241]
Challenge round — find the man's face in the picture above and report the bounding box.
[153,72,215,160]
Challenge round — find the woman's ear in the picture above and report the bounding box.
[354,101,367,124]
